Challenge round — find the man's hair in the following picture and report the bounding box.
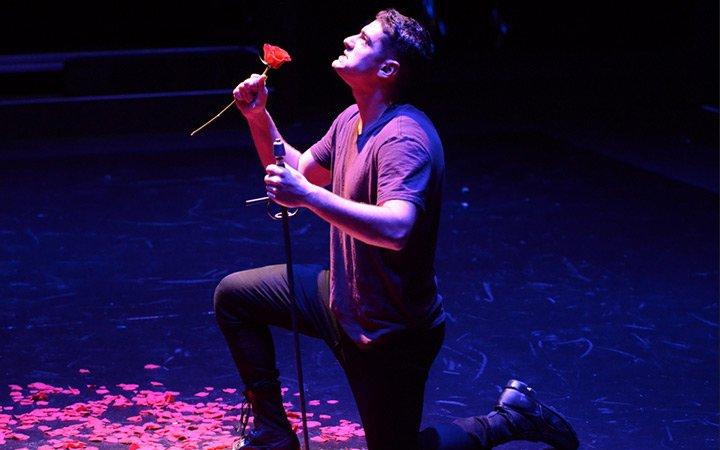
[375,8,434,99]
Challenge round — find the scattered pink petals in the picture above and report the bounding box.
[8,432,30,441]
[78,369,90,374]
[117,384,139,391]
[31,392,49,401]
[144,364,161,370]
[28,382,56,391]
[0,375,364,448]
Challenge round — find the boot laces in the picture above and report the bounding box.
[236,393,252,437]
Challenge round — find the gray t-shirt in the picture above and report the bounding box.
[309,103,445,348]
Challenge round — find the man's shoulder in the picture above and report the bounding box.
[382,104,441,146]
[386,104,435,130]
[336,104,360,123]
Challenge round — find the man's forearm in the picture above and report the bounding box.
[304,185,413,251]
[246,110,301,169]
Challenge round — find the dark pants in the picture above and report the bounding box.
[213,264,448,450]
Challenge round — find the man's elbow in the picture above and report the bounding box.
[379,201,417,251]
[385,225,411,251]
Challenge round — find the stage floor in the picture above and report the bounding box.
[1,126,717,449]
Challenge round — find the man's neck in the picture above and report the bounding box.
[352,88,395,133]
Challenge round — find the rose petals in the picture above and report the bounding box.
[2,379,364,447]
[33,393,49,402]
[143,364,161,370]
[78,369,90,374]
[28,382,56,391]
[8,432,30,440]
[262,44,292,69]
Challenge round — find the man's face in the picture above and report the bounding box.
[332,20,391,84]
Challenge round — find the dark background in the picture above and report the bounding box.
[3,0,716,101]
[1,0,717,191]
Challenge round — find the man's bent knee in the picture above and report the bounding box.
[213,271,256,324]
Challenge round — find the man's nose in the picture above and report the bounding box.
[343,35,356,49]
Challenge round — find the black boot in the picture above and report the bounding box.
[232,380,300,450]
[493,379,579,449]
[451,379,579,449]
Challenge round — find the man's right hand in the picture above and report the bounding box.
[233,74,268,119]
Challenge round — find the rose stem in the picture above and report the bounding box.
[190,66,271,137]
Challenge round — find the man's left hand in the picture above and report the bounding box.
[264,164,316,208]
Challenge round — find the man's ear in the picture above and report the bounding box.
[378,59,400,79]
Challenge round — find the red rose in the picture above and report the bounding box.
[262,43,292,69]
[190,42,291,136]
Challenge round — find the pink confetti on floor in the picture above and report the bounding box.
[2,376,366,449]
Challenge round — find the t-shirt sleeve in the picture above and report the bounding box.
[308,121,335,170]
[376,137,432,211]
[309,105,358,169]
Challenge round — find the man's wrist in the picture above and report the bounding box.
[303,183,324,209]
[244,108,268,125]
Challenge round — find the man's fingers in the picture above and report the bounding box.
[265,164,285,175]
[264,174,283,186]
[233,76,267,105]
[264,174,277,184]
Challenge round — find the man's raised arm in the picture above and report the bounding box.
[233,74,330,187]
[232,74,301,169]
